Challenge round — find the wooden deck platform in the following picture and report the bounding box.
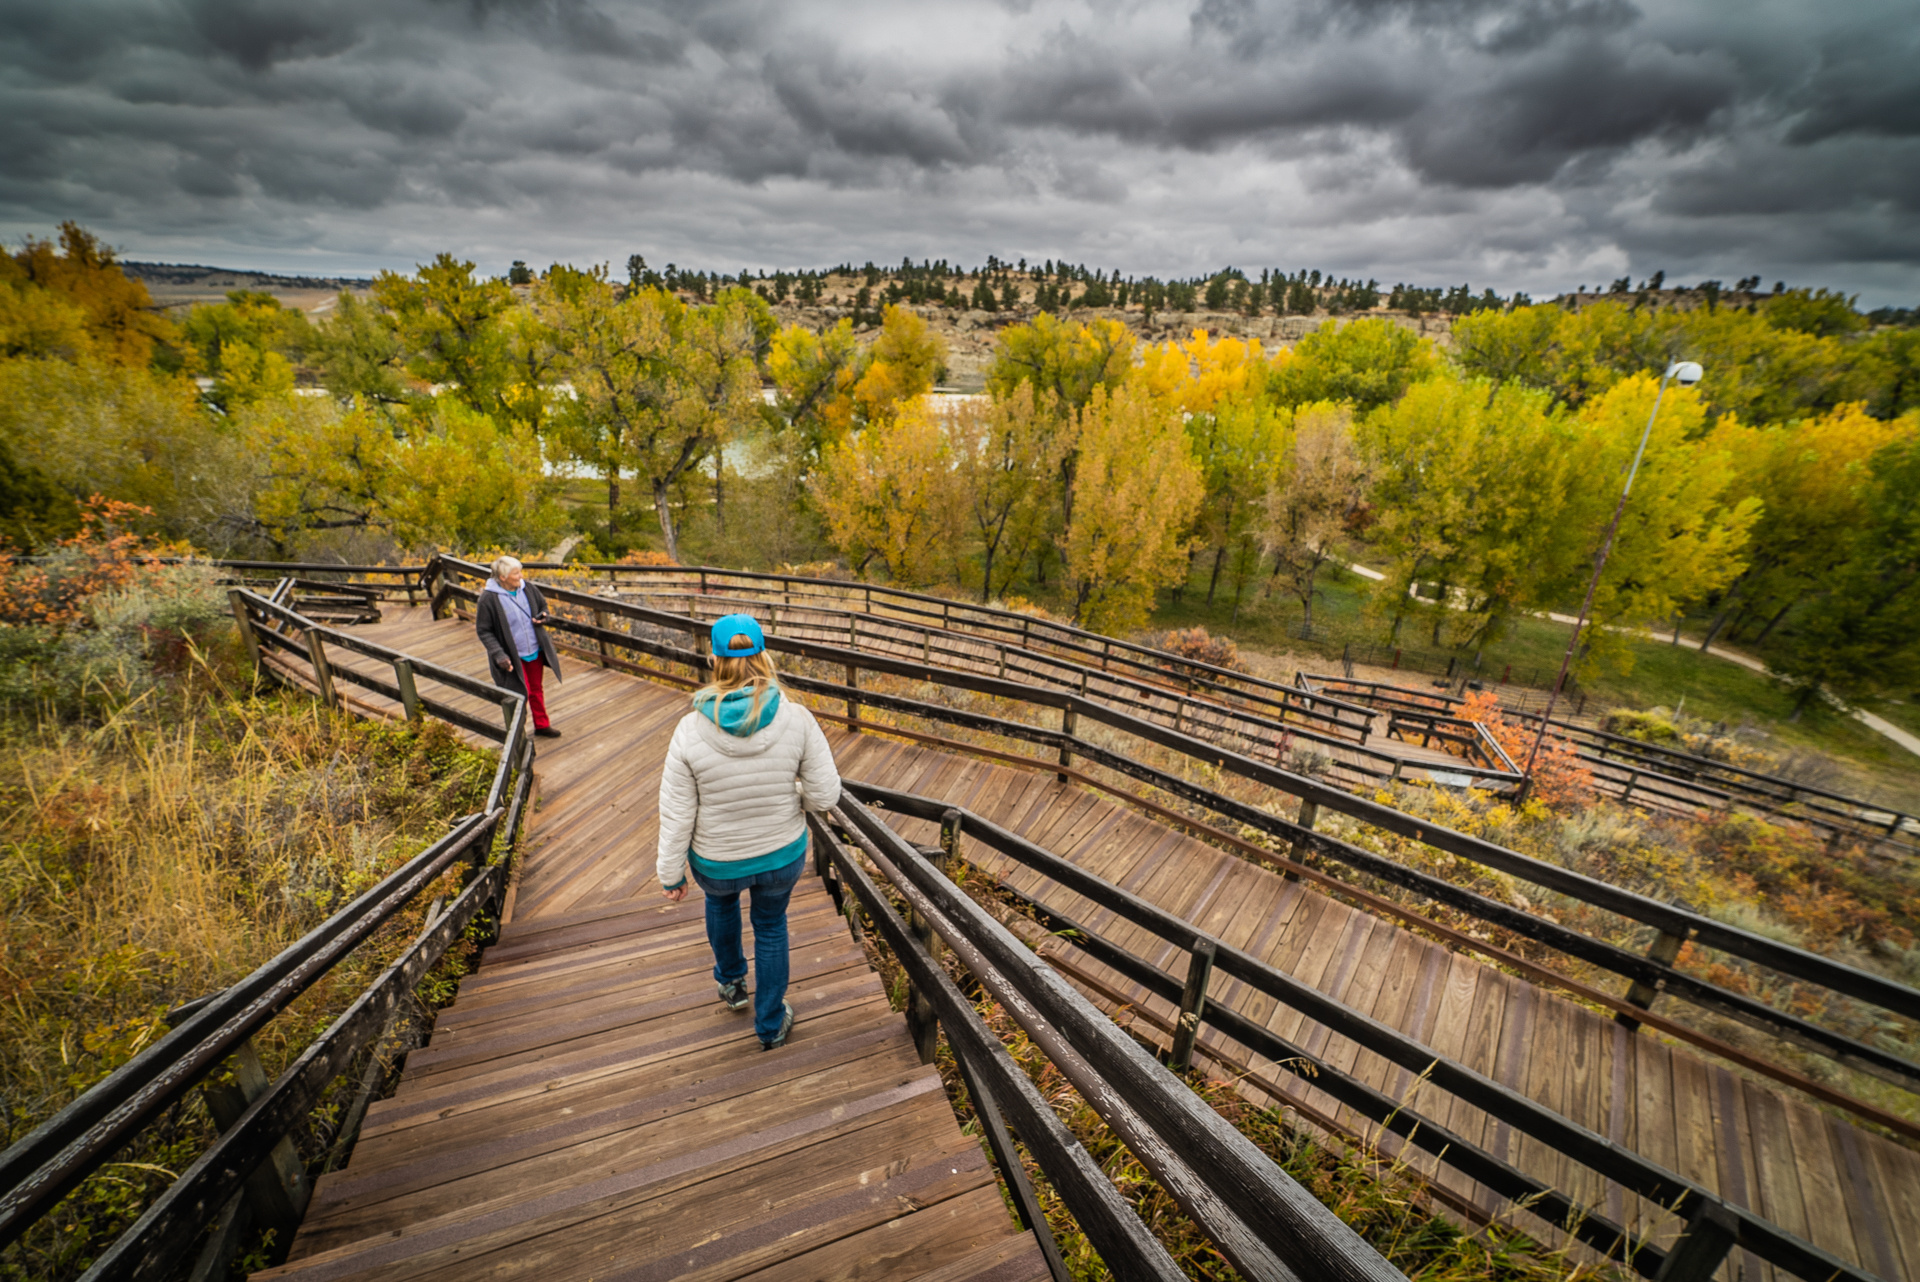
[256,614,1047,1281]
[836,735,1920,1282]
[264,608,1920,1282]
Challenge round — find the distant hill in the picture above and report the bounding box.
[120,260,373,315]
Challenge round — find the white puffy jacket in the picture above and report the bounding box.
[655,692,842,890]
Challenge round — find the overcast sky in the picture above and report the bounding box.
[4,0,1918,304]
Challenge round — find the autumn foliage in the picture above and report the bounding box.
[1455,688,1593,808]
[0,498,179,631]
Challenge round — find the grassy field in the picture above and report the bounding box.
[1148,555,1920,811]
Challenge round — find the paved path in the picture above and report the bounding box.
[1350,561,1920,762]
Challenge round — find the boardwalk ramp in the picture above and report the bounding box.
[254,615,1047,1281]
[257,601,1920,1282]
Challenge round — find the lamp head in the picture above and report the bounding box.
[1667,361,1704,386]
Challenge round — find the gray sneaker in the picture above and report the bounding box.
[718,978,750,1011]
[761,1001,794,1050]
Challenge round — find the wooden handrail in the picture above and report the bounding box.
[846,786,1883,1282]
[434,561,1920,1087]
[824,802,1407,1282]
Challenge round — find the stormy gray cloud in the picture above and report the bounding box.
[2,0,1917,302]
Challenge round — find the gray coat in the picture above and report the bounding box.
[475,581,563,694]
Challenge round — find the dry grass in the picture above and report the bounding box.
[0,638,496,1280]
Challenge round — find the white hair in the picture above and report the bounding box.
[490,555,523,580]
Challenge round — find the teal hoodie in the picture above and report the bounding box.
[694,685,782,737]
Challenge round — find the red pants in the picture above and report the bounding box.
[518,658,551,729]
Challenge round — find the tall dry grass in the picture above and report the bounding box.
[0,635,496,1280]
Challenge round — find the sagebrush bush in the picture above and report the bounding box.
[1159,625,1242,670]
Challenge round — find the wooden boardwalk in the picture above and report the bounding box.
[263,607,1920,1282]
[256,612,1047,1281]
[837,732,1920,1282]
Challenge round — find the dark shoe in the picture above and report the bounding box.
[718,978,751,1011]
[761,1001,794,1050]
[534,726,561,739]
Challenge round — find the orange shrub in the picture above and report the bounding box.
[1456,689,1593,808]
[0,498,177,632]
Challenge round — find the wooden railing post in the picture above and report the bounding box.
[162,1004,309,1250]
[939,807,963,877]
[846,664,861,730]
[1287,799,1320,873]
[1618,925,1691,1030]
[227,590,261,671]
[1057,706,1077,782]
[1654,1198,1738,1281]
[904,841,943,1064]
[1169,939,1216,1072]
[391,657,422,722]
[304,629,336,708]
[592,608,611,666]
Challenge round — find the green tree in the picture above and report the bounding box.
[1697,404,1909,650]
[1762,287,1865,338]
[1271,318,1435,411]
[0,433,77,549]
[1359,375,1570,648]
[371,253,516,419]
[537,276,763,560]
[1259,403,1367,629]
[1557,374,1761,671]
[948,383,1061,601]
[1768,431,1920,713]
[987,314,1137,562]
[249,397,561,556]
[986,314,1135,415]
[767,318,864,470]
[0,356,247,550]
[313,292,409,409]
[1187,391,1289,611]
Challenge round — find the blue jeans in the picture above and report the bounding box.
[689,851,807,1042]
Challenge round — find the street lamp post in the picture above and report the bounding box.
[1520,361,1704,794]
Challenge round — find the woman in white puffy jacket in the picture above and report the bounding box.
[657,613,841,1050]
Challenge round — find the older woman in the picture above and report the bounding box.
[475,555,562,738]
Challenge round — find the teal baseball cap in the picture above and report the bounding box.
[711,613,765,656]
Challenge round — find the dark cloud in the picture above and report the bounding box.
[1,0,1916,304]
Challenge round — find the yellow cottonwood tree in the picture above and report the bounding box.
[947,383,1062,601]
[1260,402,1366,628]
[811,396,963,587]
[853,305,947,426]
[250,398,561,556]
[1062,385,1204,633]
[1697,402,1908,649]
[537,274,763,559]
[1559,374,1760,670]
